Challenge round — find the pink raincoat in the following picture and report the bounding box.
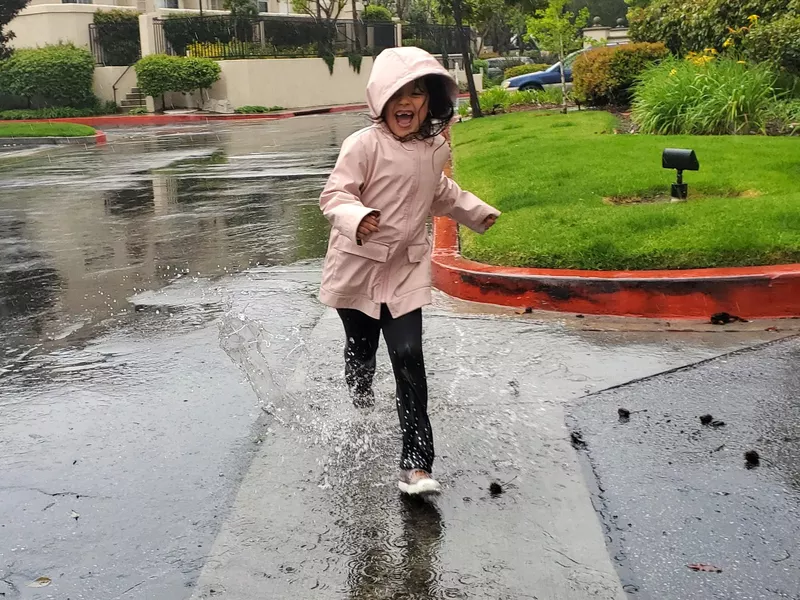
[319,47,500,319]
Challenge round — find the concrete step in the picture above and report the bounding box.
[120,99,146,107]
[125,93,146,101]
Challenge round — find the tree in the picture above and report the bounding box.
[372,0,412,20]
[0,0,29,60]
[438,0,482,118]
[473,0,526,55]
[224,0,258,17]
[570,0,626,26]
[408,0,436,24]
[292,0,348,21]
[526,0,588,113]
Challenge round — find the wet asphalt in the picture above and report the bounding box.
[0,115,797,600]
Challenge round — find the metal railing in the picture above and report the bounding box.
[401,23,472,57]
[153,15,397,60]
[89,21,142,66]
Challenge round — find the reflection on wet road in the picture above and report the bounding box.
[0,116,362,358]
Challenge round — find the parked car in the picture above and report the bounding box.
[484,56,535,80]
[501,44,626,92]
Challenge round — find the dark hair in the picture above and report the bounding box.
[378,75,455,141]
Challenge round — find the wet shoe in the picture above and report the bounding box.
[351,388,375,409]
[398,470,441,495]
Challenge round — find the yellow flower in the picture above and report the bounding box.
[669,68,678,76]
[723,38,734,48]
[748,14,759,23]
[737,60,747,64]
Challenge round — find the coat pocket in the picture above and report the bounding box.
[393,243,431,298]
[407,243,429,263]
[334,236,390,262]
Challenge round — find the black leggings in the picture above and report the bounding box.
[337,305,434,473]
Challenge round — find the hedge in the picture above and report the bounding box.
[362,5,393,21]
[628,0,798,56]
[573,42,669,106]
[134,54,221,101]
[0,43,95,107]
[0,104,117,120]
[744,15,800,77]
[504,63,550,80]
[93,10,141,66]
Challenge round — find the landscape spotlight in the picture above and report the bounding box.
[662,148,699,201]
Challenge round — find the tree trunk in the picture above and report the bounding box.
[351,0,361,53]
[452,0,482,118]
[559,39,567,114]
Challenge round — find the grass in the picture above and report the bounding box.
[0,123,97,138]
[452,110,800,270]
[234,105,285,114]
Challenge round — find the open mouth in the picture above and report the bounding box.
[395,110,415,128]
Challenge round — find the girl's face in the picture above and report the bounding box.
[384,79,429,138]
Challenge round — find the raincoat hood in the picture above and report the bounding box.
[366,47,458,118]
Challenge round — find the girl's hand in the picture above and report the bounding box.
[483,215,498,230]
[357,212,381,242]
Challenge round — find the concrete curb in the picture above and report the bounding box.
[0,104,371,129]
[0,130,107,146]
[0,95,473,129]
[431,216,800,319]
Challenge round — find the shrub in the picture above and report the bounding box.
[0,103,116,120]
[509,87,564,106]
[479,87,512,114]
[163,15,236,56]
[234,105,285,113]
[765,99,800,133]
[472,58,488,74]
[631,56,778,134]
[127,107,149,115]
[504,63,550,79]
[0,43,95,107]
[181,56,221,92]
[744,14,800,77]
[628,0,798,55]
[362,5,393,22]
[573,42,669,106]
[134,55,220,101]
[134,55,182,99]
[401,38,438,53]
[93,9,141,66]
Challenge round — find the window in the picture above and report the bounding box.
[162,0,179,8]
[258,1,269,12]
[62,0,93,4]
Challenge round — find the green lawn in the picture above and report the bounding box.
[452,111,800,270]
[0,123,96,138]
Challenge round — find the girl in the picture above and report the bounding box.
[319,47,500,495]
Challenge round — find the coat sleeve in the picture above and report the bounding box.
[430,174,501,234]
[319,134,377,244]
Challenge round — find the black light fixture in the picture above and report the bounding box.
[662,148,699,201]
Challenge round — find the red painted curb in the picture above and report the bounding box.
[0,103,369,129]
[95,130,107,145]
[431,217,800,319]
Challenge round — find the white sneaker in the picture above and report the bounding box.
[398,469,441,495]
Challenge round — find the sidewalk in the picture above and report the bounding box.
[180,265,779,599]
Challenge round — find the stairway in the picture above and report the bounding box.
[119,87,146,113]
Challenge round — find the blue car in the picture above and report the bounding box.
[501,45,625,92]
